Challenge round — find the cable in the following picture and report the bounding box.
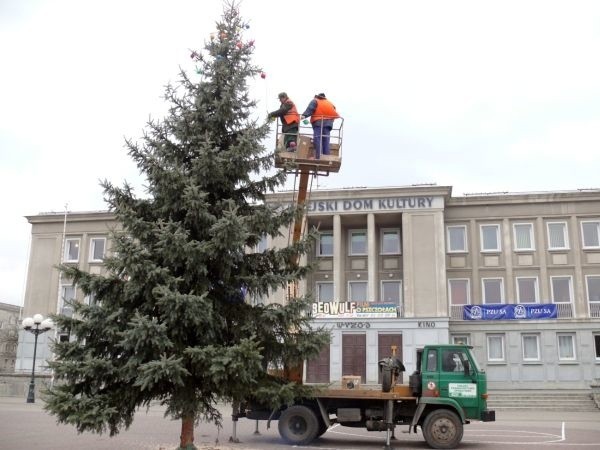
[287,171,299,247]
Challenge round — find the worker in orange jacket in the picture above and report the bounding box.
[268,92,300,150]
[301,93,340,159]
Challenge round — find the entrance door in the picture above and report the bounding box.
[306,345,330,383]
[342,334,366,383]
[378,334,403,383]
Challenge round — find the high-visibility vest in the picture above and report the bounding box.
[283,100,299,125]
[311,98,340,123]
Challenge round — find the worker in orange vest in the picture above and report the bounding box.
[268,92,300,151]
[301,93,340,159]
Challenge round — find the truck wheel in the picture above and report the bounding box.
[422,409,463,449]
[278,405,320,445]
[381,368,393,392]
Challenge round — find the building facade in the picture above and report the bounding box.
[15,211,116,374]
[16,186,600,389]
[0,302,21,373]
[267,185,600,389]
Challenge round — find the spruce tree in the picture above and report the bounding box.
[44,3,329,449]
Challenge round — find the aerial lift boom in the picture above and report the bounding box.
[273,117,343,383]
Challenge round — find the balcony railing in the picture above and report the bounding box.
[590,302,600,318]
[450,305,464,320]
[555,302,574,318]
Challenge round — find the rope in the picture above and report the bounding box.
[264,76,269,115]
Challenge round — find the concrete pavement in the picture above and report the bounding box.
[0,397,249,450]
[1,396,599,449]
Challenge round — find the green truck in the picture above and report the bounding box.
[241,344,495,449]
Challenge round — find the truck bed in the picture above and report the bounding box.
[314,385,416,401]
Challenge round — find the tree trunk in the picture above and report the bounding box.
[179,415,195,449]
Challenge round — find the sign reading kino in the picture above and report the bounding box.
[307,196,443,214]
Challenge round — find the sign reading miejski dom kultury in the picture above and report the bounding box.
[306,196,443,214]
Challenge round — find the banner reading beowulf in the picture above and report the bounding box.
[312,301,398,318]
[463,304,558,320]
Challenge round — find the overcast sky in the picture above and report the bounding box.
[1,0,600,306]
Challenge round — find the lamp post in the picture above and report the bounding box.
[22,314,53,403]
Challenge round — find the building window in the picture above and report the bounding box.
[516,277,538,304]
[482,278,504,304]
[557,333,576,361]
[348,281,367,302]
[349,230,367,255]
[89,237,106,262]
[60,284,76,317]
[586,275,600,302]
[446,225,467,253]
[64,238,80,262]
[448,279,470,305]
[451,334,470,345]
[594,334,600,359]
[513,223,534,251]
[547,222,569,250]
[551,276,573,303]
[249,291,267,306]
[480,224,501,252]
[381,280,401,304]
[255,234,268,253]
[381,229,401,254]
[581,221,600,249]
[84,292,97,306]
[317,232,333,257]
[522,334,540,361]
[487,334,505,362]
[316,282,334,301]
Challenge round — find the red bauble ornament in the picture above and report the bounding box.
[260,72,266,79]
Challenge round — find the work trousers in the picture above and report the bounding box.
[282,124,298,150]
[312,124,332,159]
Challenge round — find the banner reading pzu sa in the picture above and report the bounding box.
[463,304,558,320]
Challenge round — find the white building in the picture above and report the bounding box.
[16,186,600,389]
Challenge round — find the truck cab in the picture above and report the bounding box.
[414,344,494,423]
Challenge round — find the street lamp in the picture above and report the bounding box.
[22,314,53,403]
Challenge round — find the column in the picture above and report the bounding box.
[368,213,377,301]
[502,218,514,303]
[402,211,447,317]
[333,214,343,301]
[570,215,585,318]
[536,217,549,301]
[469,219,480,305]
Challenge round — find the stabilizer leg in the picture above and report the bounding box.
[229,402,240,443]
[383,399,394,450]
